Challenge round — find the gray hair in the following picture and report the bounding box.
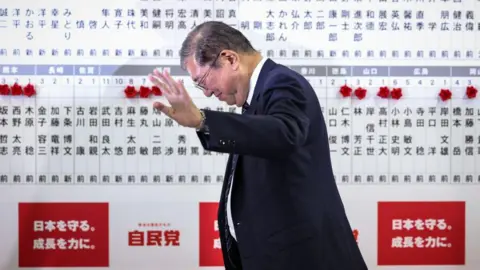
[179,21,257,69]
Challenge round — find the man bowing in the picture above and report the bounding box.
[149,21,367,270]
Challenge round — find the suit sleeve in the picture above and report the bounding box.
[196,74,310,159]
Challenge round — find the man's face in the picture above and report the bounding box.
[185,54,240,106]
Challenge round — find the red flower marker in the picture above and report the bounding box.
[377,86,390,99]
[339,85,352,97]
[466,85,477,99]
[151,86,162,96]
[124,86,137,98]
[138,86,151,98]
[390,88,403,100]
[11,83,23,96]
[23,83,36,97]
[0,84,9,95]
[352,229,359,243]
[438,89,452,101]
[354,87,367,100]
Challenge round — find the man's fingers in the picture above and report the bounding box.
[161,69,181,94]
[176,79,189,95]
[150,70,176,95]
[153,101,174,117]
[154,69,179,94]
[148,74,172,95]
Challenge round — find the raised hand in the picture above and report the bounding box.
[148,68,203,128]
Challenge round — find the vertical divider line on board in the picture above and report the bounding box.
[136,77,140,186]
[124,70,127,186]
[449,66,453,184]
[148,68,152,185]
[349,65,353,185]
[73,64,76,184]
[34,64,37,184]
[387,65,391,186]
[98,65,102,186]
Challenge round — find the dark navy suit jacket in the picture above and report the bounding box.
[197,58,367,270]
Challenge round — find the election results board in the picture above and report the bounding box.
[0,0,479,269]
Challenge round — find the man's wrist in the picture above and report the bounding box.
[195,109,207,131]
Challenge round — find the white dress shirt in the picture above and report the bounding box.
[227,56,268,241]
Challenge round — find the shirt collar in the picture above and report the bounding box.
[246,56,267,105]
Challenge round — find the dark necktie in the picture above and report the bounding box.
[223,101,249,266]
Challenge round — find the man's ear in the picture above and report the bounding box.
[220,50,240,71]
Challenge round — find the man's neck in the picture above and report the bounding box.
[246,53,263,80]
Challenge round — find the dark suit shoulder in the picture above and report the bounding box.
[255,64,311,109]
[264,63,302,84]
